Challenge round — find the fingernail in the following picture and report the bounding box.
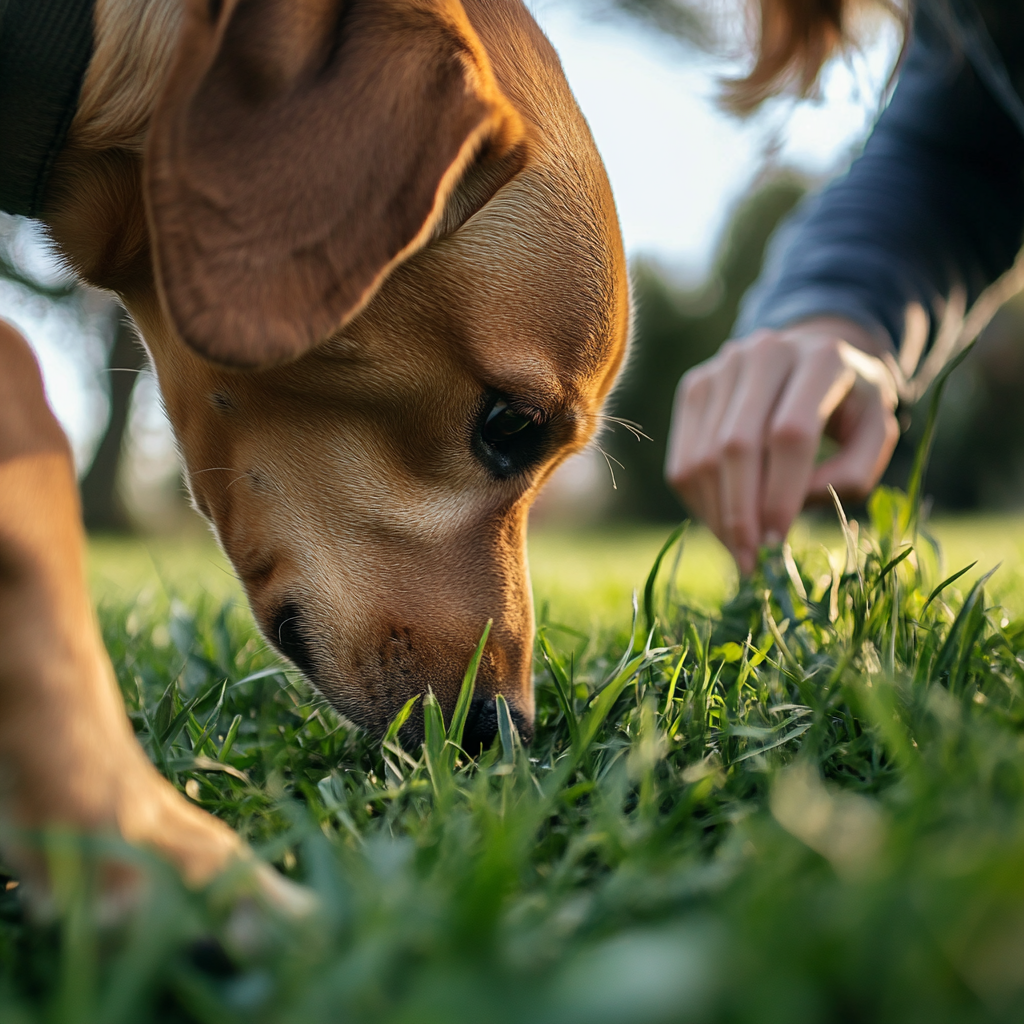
[763,530,783,546]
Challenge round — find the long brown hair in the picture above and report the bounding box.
[724,0,906,113]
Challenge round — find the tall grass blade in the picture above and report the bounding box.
[577,652,651,757]
[829,485,863,588]
[877,546,913,583]
[160,676,224,748]
[662,648,687,716]
[495,694,516,765]
[932,565,998,680]
[444,619,492,766]
[643,521,687,637]
[383,693,421,748]
[228,665,291,688]
[217,713,242,762]
[539,633,582,752]
[922,561,977,614]
[904,339,977,529]
[187,679,227,755]
[152,679,177,743]
[422,691,448,796]
[950,583,989,695]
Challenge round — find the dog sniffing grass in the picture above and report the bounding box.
[1,479,1024,1023]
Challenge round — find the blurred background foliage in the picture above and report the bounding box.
[0,215,158,533]
[604,173,808,521]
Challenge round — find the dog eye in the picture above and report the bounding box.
[475,397,548,478]
[483,401,533,442]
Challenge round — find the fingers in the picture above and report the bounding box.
[666,321,900,575]
[668,332,796,573]
[666,345,740,543]
[808,382,900,501]
[760,343,856,542]
[715,338,796,569]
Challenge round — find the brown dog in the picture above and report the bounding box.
[0,0,628,895]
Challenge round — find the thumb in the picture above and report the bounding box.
[808,387,900,502]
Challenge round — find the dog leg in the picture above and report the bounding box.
[0,321,257,903]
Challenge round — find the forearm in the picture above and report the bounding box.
[739,3,1024,362]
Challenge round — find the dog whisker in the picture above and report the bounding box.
[595,445,623,490]
[598,414,652,443]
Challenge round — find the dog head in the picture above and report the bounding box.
[51,0,629,745]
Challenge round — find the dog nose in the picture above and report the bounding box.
[460,695,533,755]
[461,695,499,756]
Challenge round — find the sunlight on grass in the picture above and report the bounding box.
[87,536,241,605]
[528,523,736,628]
[530,513,1024,628]
[88,513,1024,627]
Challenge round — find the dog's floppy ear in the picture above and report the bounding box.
[146,0,525,368]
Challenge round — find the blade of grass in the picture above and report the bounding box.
[186,679,227,755]
[922,562,977,614]
[904,339,978,530]
[764,597,800,674]
[443,620,492,767]
[661,647,687,717]
[730,722,812,764]
[228,665,291,689]
[933,565,999,680]
[877,546,913,584]
[643,521,687,637]
[160,677,224,748]
[495,694,516,765]
[829,485,863,589]
[217,713,242,762]
[422,691,449,799]
[539,633,582,752]
[383,694,421,748]
[577,652,656,759]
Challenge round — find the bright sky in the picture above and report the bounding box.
[3,1,900,472]
[529,0,899,274]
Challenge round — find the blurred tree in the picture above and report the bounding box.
[0,217,143,532]
[604,174,807,520]
[588,0,712,47]
[78,308,147,532]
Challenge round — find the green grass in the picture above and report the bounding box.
[2,494,1024,1022]
[88,513,1024,627]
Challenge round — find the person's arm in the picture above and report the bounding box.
[666,4,1024,573]
[738,3,1024,363]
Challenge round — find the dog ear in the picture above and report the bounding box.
[146,0,526,368]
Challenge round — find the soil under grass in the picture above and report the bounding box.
[3,502,1024,1022]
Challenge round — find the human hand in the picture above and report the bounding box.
[664,317,900,574]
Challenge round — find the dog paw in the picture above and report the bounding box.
[118,756,315,918]
[2,743,313,922]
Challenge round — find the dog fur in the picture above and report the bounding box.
[0,0,629,896]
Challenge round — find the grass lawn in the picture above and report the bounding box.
[88,512,1024,624]
[4,499,1024,1022]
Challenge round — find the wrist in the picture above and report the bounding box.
[781,316,890,360]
